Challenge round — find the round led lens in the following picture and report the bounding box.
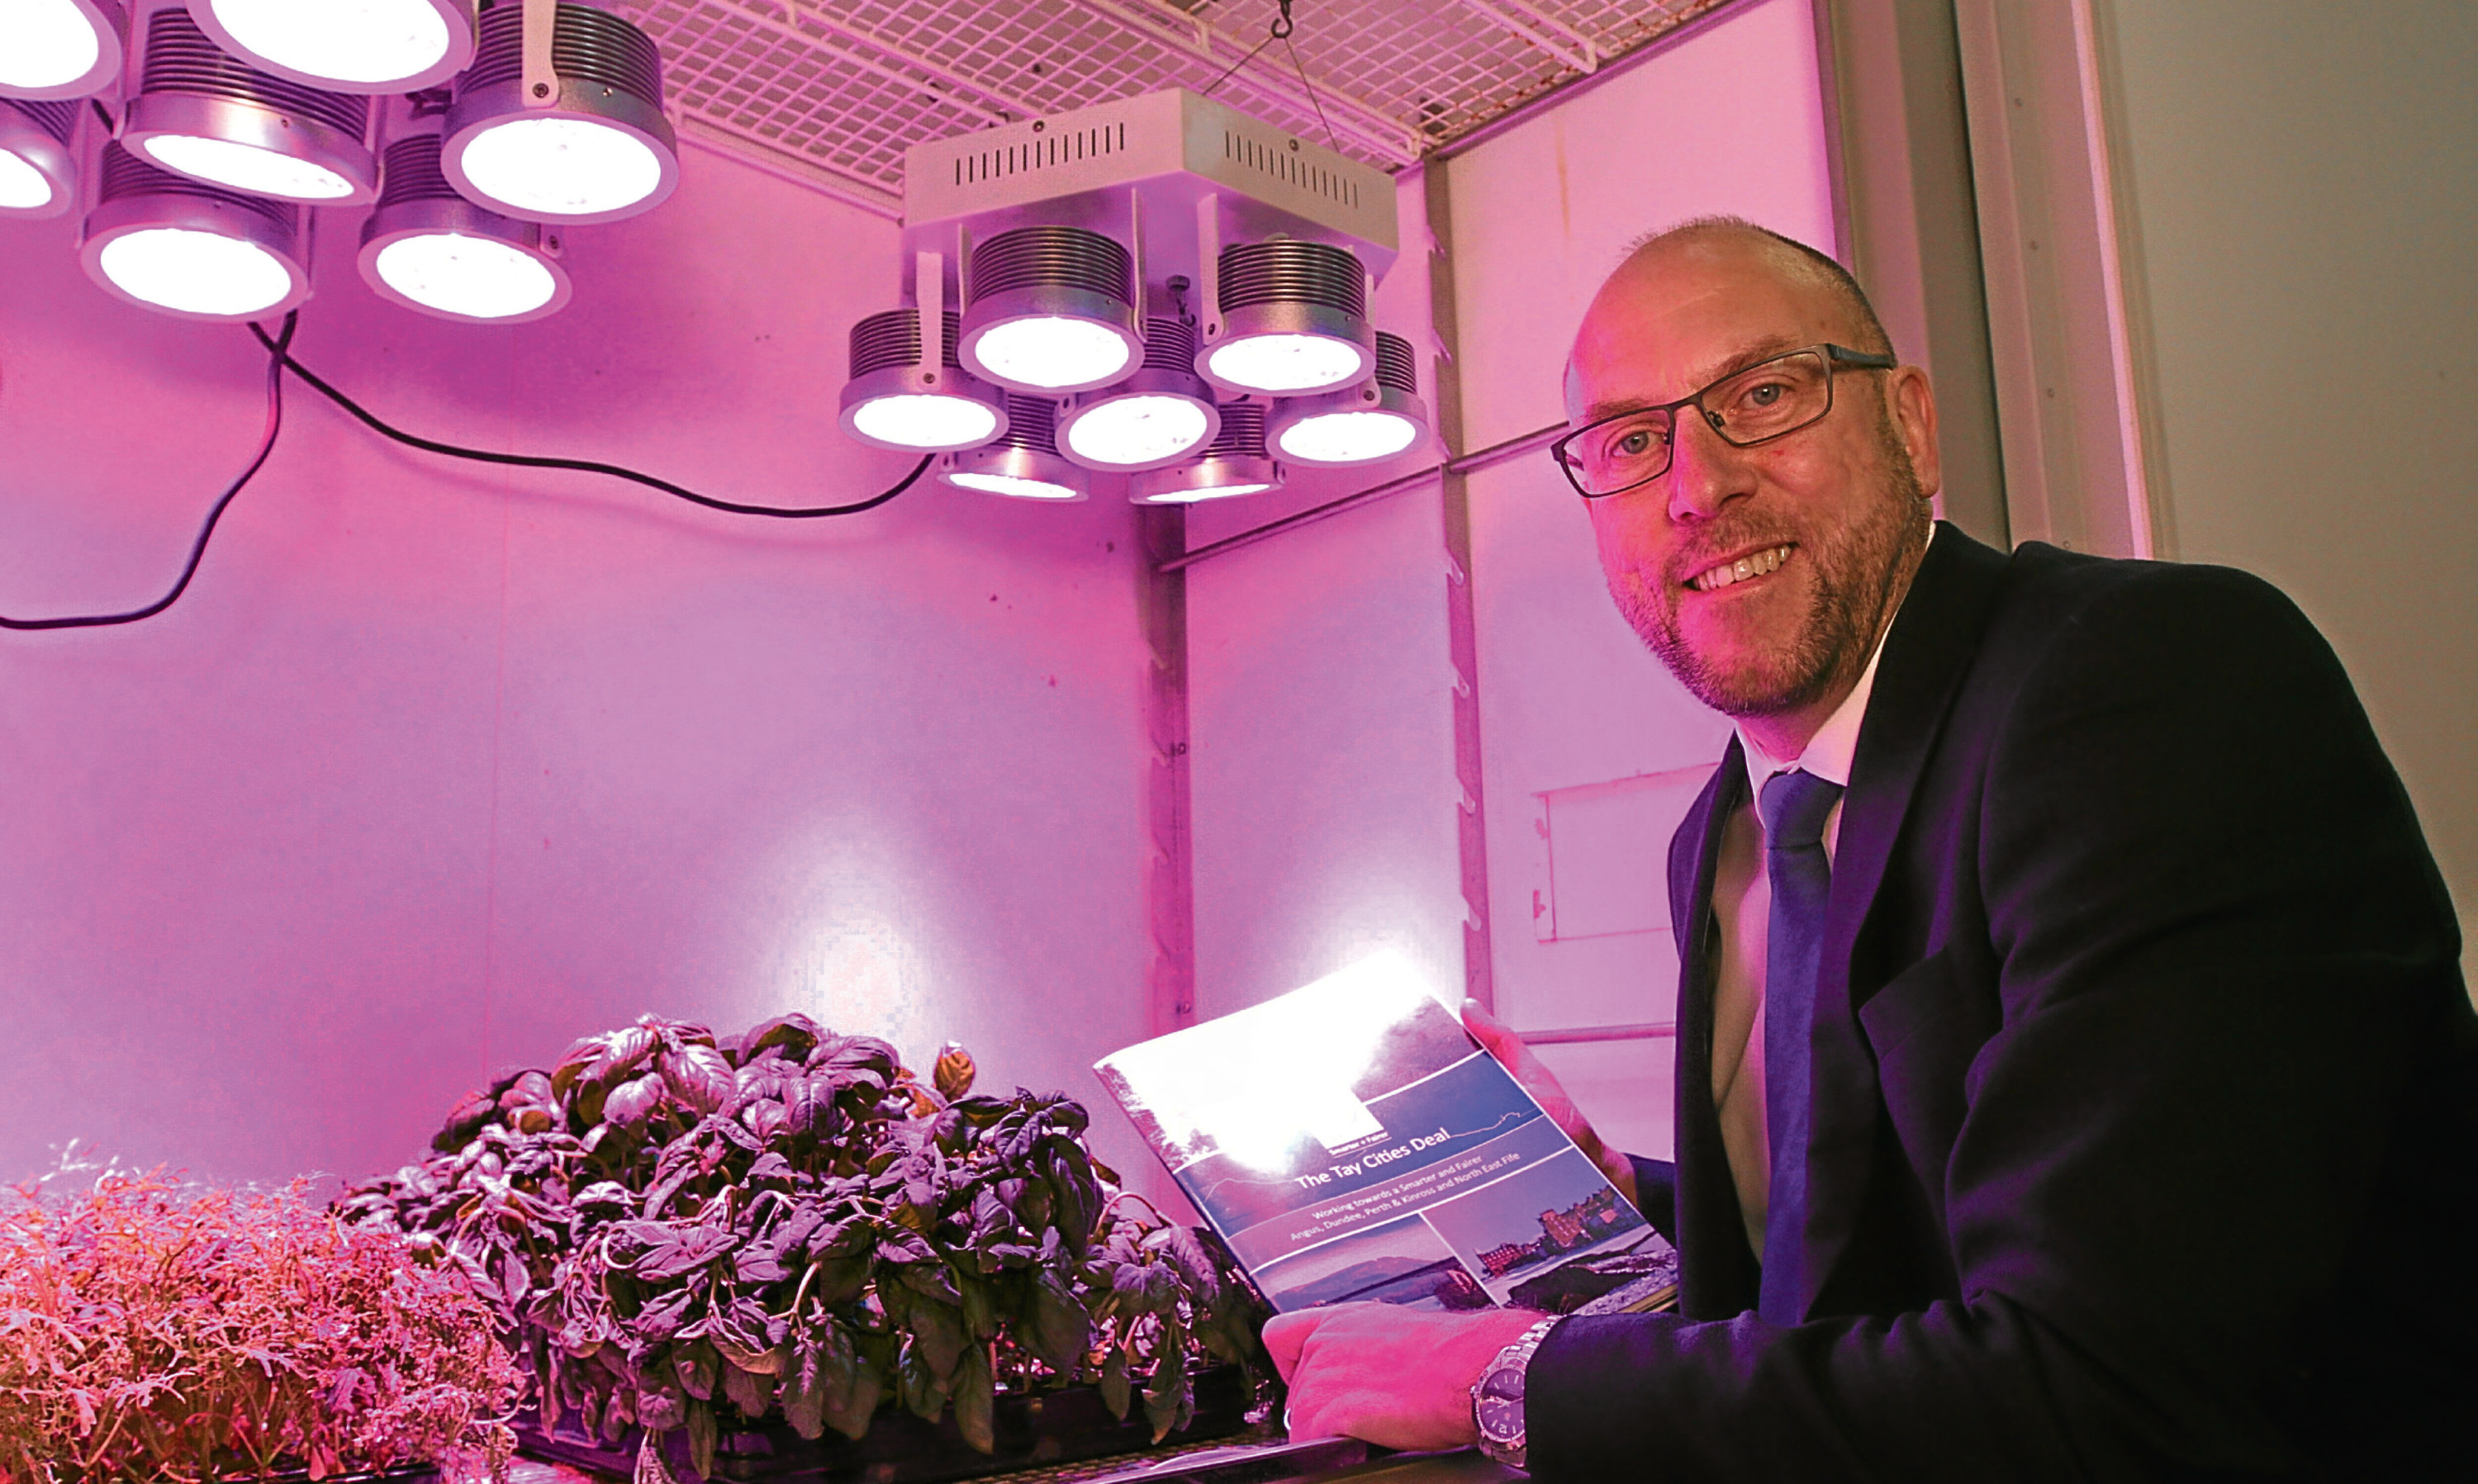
[97,225,294,317]
[969,316,1134,391]
[1136,480,1275,505]
[1277,409,1421,465]
[138,133,358,200]
[852,394,1002,451]
[200,0,451,88]
[948,471,1082,501]
[457,116,662,219]
[0,0,103,94]
[0,147,56,210]
[1205,333,1368,394]
[1062,395,1210,468]
[373,231,556,320]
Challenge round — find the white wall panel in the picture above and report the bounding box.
[2091,0,2477,989]
[1184,485,1464,1025]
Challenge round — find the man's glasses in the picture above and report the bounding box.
[1549,344,1896,499]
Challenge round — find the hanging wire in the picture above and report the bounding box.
[1199,2,1341,154]
[0,315,930,633]
[0,313,297,631]
[1277,6,1342,154]
[247,324,932,520]
[1200,19,1279,98]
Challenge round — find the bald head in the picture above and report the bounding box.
[1603,217,1892,361]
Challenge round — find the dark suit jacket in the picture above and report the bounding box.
[1527,525,2477,1480]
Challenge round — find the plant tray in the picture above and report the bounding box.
[515,1367,1257,1484]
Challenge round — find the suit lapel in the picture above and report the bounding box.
[1795,523,2011,1316]
[1668,741,1761,1317]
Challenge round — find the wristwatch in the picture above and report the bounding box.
[1470,1316,1561,1470]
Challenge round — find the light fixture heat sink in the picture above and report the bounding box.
[1271,330,1433,467]
[1130,401,1283,505]
[441,1,677,225]
[123,6,377,203]
[360,130,572,322]
[865,88,1412,507]
[1203,239,1373,396]
[960,224,1142,395]
[0,0,125,101]
[942,394,1086,501]
[82,140,311,320]
[1058,316,1219,471]
[185,0,477,93]
[841,306,1010,453]
[0,97,80,216]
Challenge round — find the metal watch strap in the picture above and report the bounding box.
[1472,1316,1561,1469]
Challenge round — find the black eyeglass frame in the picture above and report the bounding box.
[1549,342,1898,499]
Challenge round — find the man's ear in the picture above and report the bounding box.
[1888,365,1941,500]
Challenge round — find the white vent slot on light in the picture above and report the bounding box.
[1222,129,1359,211]
[955,121,1127,187]
[902,89,1400,271]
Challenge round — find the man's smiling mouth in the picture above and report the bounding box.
[1686,544,1794,593]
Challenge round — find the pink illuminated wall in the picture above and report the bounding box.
[0,145,1162,1190]
[0,0,1848,1201]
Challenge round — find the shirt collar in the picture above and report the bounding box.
[1738,522,1939,796]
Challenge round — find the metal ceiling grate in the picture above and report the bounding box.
[611,0,1736,214]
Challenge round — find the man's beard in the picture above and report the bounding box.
[1613,420,1930,721]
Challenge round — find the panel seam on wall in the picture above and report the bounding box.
[1139,505,1197,1037]
[1953,0,2160,561]
[1426,159,1495,1015]
[1809,0,1858,263]
[2072,0,2173,558]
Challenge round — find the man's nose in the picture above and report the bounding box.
[1663,410,1753,524]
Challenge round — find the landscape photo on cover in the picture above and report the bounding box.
[1252,1209,1491,1314]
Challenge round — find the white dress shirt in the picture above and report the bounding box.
[1706,526,1934,1256]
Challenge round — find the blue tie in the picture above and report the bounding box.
[1757,768,1844,1325]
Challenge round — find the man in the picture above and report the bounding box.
[1261,218,2477,1477]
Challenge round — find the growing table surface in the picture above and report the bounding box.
[962,1434,1521,1484]
[502,1435,1524,1484]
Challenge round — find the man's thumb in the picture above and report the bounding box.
[1260,1311,1314,1382]
[1461,998,1519,1061]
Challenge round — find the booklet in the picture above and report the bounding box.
[1094,954,1677,1316]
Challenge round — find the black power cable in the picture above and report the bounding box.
[247,322,933,520]
[0,312,298,631]
[1,316,932,633]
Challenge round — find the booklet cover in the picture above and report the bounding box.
[1094,954,1677,1316]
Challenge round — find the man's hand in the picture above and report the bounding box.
[1263,1301,1545,1450]
[1461,998,1638,1208]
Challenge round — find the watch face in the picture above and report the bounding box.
[1477,1363,1526,1446]
[1477,1392,1523,1441]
